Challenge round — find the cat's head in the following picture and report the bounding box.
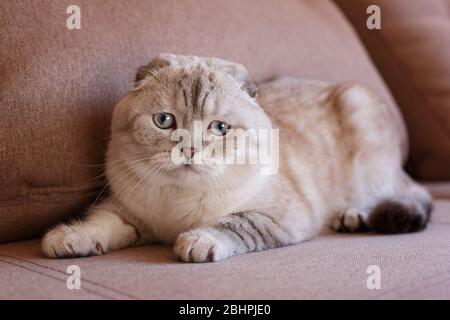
[108,54,273,189]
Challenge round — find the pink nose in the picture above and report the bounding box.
[182,147,195,159]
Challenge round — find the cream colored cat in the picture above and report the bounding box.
[42,54,432,263]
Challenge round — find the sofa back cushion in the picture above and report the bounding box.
[336,0,450,180]
[0,0,402,243]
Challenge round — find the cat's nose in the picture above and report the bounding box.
[181,147,196,159]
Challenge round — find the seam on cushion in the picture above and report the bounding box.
[0,187,104,207]
[370,27,450,148]
[432,195,450,200]
[423,183,450,199]
[0,182,104,203]
[428,192,450,200]
[0,256,114,299]
[26,181,106,195]
[0,252,139,300]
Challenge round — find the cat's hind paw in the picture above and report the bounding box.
[42,224,105,258]
[331,208,369,233]
[174,229,230,263]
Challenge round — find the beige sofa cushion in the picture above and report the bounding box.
[336,0,450,180]
[1,194,449,299]
[0,0,402,243]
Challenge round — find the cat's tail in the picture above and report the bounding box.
[367,183,433,234]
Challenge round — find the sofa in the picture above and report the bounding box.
[1,0,449,299]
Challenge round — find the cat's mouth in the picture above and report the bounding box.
[162,158,222,178]
[171,162,218,176]
[170,163,205,175]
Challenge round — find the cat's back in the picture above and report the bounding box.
[257,77,404,162]
[256,77,406,214]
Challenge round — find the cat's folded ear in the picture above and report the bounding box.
[135,54,257,98]
[134,54,191,85]
[204,57,257,98]
[135,57,170,83]
[240,79,257,98]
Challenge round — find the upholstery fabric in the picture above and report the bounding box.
[1,193,449,299]
[336,0,450,180]
[0,0,401,243]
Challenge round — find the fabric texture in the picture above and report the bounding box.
[335,0,450,180]
[0,0,401,243]
[1,189,449,299]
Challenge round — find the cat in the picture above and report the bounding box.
[42,54,432,262]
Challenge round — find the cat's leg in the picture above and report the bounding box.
[174,210,315,263]
[42,199,138,258]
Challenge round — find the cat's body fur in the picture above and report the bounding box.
[42,54,432,262]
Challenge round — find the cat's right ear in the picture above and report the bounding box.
[135,57,170,83]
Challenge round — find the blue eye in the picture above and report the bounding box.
[153,112,175,129]
[209,120,230,136]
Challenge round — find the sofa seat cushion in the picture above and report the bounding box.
[1,195,449,299]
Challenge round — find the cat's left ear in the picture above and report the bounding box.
[222,63,257,98]
[241,80,257,98]
[206,58,257,98]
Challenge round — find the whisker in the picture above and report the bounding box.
[109,162,160,206]
[70,156,156,187]
[116,162,165,216]
[86,158,152,211]
[144,163,166,235]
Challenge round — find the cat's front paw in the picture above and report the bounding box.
[42,224,104,258]
[174,230,230,263]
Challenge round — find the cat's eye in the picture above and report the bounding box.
[153,112,175,129]
[208,120,230,136]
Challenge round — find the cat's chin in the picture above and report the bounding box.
[166,163,221,180]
